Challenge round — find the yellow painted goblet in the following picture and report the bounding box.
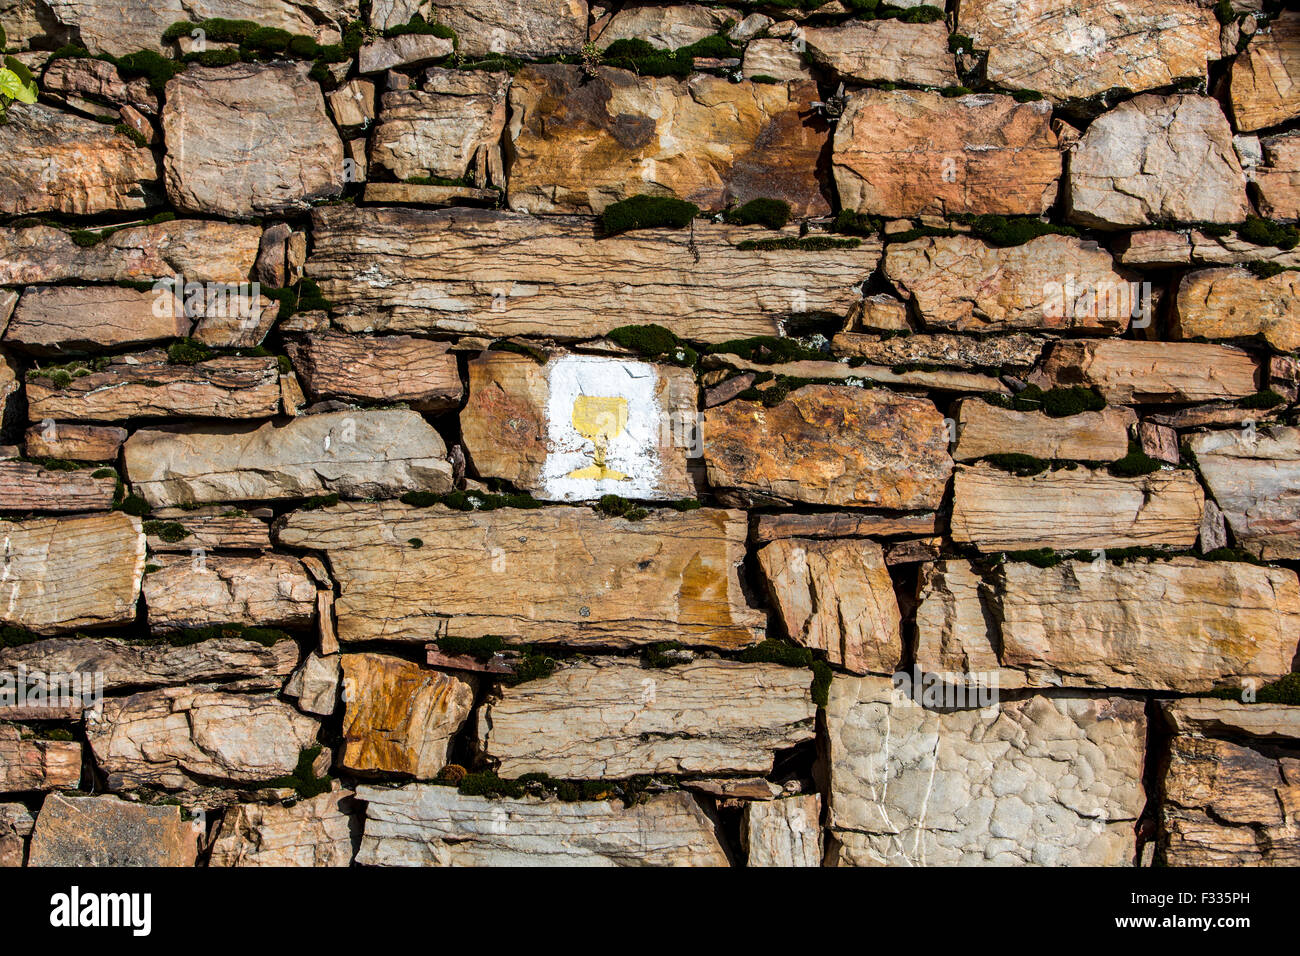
[567,395,630,481]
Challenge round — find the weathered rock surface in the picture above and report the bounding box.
[507,66,830,216]
[163,63,344,217]
[833,332,1045,372]
[0,635,297,693]
[283,651,340,716]
[0,513,145,635]
[914,558,1300,692]
[752,511,935,543]
[429,0,587,58]
[460,352,697,501]
[1230,10,1300,133]
[370,71,508,182]
[742,794,821,867]
[210,790,356,867]
[27,356,282,423]
[0,724,81,792]
[884,234,1135,332]
[27,793,197,867]
[1067,94,1249,228]
[595,4,736,49]
[124,410,453,508]
[826,677,1146,866]
[86,685,320,790]
[0,220,261,286]
[285,332,462,412]
[702,385,952,509]
[276,503,765,648]
[307,205,877,342]
[356,785,728,866]
[357,33,454,73]
[478,659,814,777]
[1187,426,1300,560]
[340,653,472,779]
[953,399,1134,462]
[1039,340,1260,403]
[950,464,1204,551]
[143,553,316,632]
[1173,268,1300,352]
[0,347,17,430]
[0,102,158,215]
[757,538,902,676]
[1255,131,1300,220]
[0,803,32,867]
[3,286,186,355]
[960,0,1220,101]
[741,38,810,83]
[23,423,127,462]
[834,90,1062,217]
[801,20,956,86]
[42,57,158,114]
[0,461,117,513]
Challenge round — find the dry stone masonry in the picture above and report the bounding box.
[0,0,1297,869]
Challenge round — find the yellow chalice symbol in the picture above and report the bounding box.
[567,395,630,481]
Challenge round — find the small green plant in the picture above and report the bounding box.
[725,198,791,229]
[0,26,38,121]
[600,195,699,236]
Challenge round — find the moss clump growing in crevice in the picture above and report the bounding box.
[665,498,702,511]
[1237,216,1300,251]
[504,647,557,685]
[965,215,1079,247]
[432,635,506,661]
[704,336,825,364]
[0,625,44,649]
[724,198,791,230]
[166,338,214,365]
[600,195,700,236]
[832,210,884,237]
[736,236,861,252]
[605,323,698,366]
[263,278,331,317]
[596,495,648,521]
[142,520,191,543]
[144,625,291,647]
[987,384,1106,417]
[383,14,456,41]
[1239,389,1285,410]
[400,489,547,511]
[1207,672,1300,705]
[1108,442,1163,478]
[26,357,110,384]
[299,493,340,510]
[1003,548,1063,568]
[735,639,831,706]
[262,745,332,799]
[115,494,151,517]
[600,34,739,78]
[1201,546,1264,565]
[640,641,685,668]
[981,453,1050,477]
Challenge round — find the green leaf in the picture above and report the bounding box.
[0,68,22,100]
[1,58,37,103]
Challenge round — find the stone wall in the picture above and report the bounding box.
[0,0,1298,867]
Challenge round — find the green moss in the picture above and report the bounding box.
[91,468,116,479]
[981,453,1050,476]
[605,323,697,365]
[1208,673,1300,705]
[640,642,684,668]
[705,336,824,364]
[1108,441,1163,478]
[600,195,699,236]
[1240,389,1285,409]
[1248,261,1288,279]
[142,520,191,543]
[1237,216,1300,251]
[833,212,883,237]
[263,278,332,317]
[989,384,1107,417]
[407,537,424,549]
[384,14,456,41]
[738,639,814,668]
[113,122,147,147]
[114,49,184,93]
[167,337,214,365]
[188,48,241,67]
[263,745,332,799]
[504,648,557,685]
[1004,548,1062,568]
[0,625,43,649]
[149,625,290,647]
[116,494,151,517]
[1201,546,1264,565]
[725,198,791,229]
[665,498,702,511]
[432,635,506,661]
[736,236,861,252]
[163,18,258,43]
[811,660,832,708]
[948,34,973,54]
[1213,0,1235,25]
[458,771,525,798]
[596,495,648,521]
[299,493,340,510]
[965,215,1079,247]
[400,489,547,511]
[600,33,739,77]
[942,85,974,97]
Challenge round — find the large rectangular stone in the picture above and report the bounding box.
[1188,426,1300,560]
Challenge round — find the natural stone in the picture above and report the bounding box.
[1039,340,1260,403]
[1066,94,1249,228]
[1230,10,1300,133]
[0,803,32,867]
[1173,267,1300,352]
[595,4,736,49]
[742,794,821,867]
[124,409,453,508]
[0,460,117,513]
[832,332,1045,371]
[23,423,127,462]
[144,507,272,552]
[477,658,815,777]
[0,724,81,792]
[283,651,340,716]
[741,38,810,82]
[801,20,956,86]
[428,0,587,58]
[3,286,185,355]
[276,503,765,648]
[756,538,902,676]
[210,790,356,867]
[357,33,454,73]
[752,511,935,543]
[834,90,1062,217]
[163,63,344,217]
[507,65,830,216]
[825,676,1146,866]
[143,553,316,632]
[339,653,473,779]
[42,56,158,113]
[1187,426,1300,560]
[285,332,462,412]
[27,793,197,867]
[950,463,1204,551]
[702,385,952,509]
[370,71,508,183]
[952,398,1134,462]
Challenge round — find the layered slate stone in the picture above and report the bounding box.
[143,554,316,632]
[143,507,272,553]
[959,0,1220,102]
[209,790,357,867]
[1230,10,1300,133]
[86,685,320,790]
[702,385,952,509]
[1256,131,1300,220]
[0,220,261,285]
[950,463,1204,551]
[952,399,1134,463]
[1067,94,1249,228]
[596,4,737,49]
[285,332,463,412]
[163,63,344,217]
[800,20,956,86]
[307,206,877,343]
[0,461,117,513]
[460,352,697,501]
[1039,340,1260,403]
[756,538,902,676]
[0,803,31,867]
[742,794,822,867]
[4,286,186,354]
[339,653,473,779]
[276,503,765,649]
[1173,268,1300,352]
[1187,426,1300,560]
[507,66,830,216]
[123,410,453,508]
[0,725,81,792]
[825,676,1146,866]
[27,356,283,422]
[0,513,145,635]
[884,234,1136,332]
[27,794,197,867]
[0,102,158,216]
[833,90,1062,217]
[429,0,587,58]
[476,659,815,777]
[1158,699,1300,865]
[24,423,128,462]
[356,785,728,866]
[914,558,1300,692]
